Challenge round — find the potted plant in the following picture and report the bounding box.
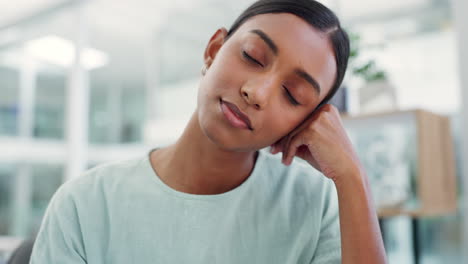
[348,32,396,113]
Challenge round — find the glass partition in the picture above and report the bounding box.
[34,64,66,139]
[0,163,63,238]
[0,65,18,136]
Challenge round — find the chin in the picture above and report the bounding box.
[205,126,272,153]
[203,120,244,151]
[198,113,255,152]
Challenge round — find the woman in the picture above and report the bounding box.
[30,0,387,263]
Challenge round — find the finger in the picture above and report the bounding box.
[296,144,321,171]
[277,107,325,159]
[272,135,288,154]
[269,144,280,154]
[281,135,294,163]
[270,137,285,154]
[283,134,306,165]
[287,107,322,138]
[274,136,291,154]
[280,113,320,160]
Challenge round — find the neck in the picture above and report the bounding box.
[151,111,258,195]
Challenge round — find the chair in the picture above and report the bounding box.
[7,239,34,264]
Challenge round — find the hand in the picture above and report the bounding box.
[270,104,363,183]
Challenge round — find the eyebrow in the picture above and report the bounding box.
[250,29,321,95]
[295,69,321,95]
[249,29,278,55]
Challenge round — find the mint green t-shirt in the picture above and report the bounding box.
[30,150,341,264]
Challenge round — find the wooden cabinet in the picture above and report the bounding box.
[342,110,457,217]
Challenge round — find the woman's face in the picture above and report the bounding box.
[197,13,337,152]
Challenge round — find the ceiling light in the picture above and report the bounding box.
[25,35,108,70]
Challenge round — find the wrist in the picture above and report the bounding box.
[332,164,368,191]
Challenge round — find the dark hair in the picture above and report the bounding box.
[226,0,350,109]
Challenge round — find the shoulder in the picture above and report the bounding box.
[54,156,148,205]
[30,158,149,263]
[255,150,337,213]
[257,149,335,197]
[254,150,339,240]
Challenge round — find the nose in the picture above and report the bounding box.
[240,76,277,110]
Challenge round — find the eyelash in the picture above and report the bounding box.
[242,51,300,106]
[283,85,300,106]
[242,51,264,67]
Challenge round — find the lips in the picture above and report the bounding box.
[220,99,253,131]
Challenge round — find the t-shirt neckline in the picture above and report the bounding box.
[142,149,265,201]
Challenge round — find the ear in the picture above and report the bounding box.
[203,28,228,68]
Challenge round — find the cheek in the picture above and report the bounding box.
[263,107,304,137]
[204,58,246,97]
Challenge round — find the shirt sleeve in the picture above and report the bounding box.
[30,182,87,264]
[310,179,342,264]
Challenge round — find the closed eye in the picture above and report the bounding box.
[283,85,300,106]
[242,51,264,67]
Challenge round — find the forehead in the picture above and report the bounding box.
[231,13,337,98]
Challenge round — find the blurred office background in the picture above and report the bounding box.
[0,0,467,263]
